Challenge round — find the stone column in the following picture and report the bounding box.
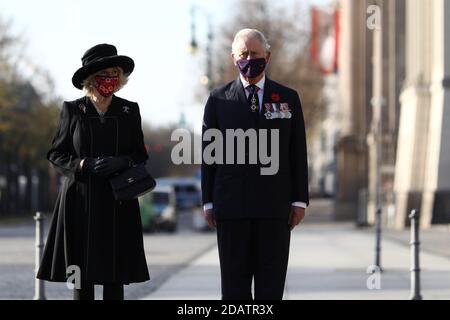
[420,0,450,227]
[394,0,438,228]
[335,0,371,221]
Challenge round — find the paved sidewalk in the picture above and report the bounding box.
[382,226,450,259]
[143,223,450,300]
[0,220,216,300]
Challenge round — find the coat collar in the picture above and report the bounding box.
[226,77,247,105]
[226,76,274,105]
[239,74,266,92]
[83,95,119,116]
[261,78,272,105]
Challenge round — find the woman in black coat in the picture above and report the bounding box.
[37,44,150,300]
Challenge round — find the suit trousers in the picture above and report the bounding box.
[216,219,291,300]
[73,282,124,300]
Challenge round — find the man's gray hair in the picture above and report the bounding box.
[231,28,271,53]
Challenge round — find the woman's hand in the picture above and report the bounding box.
[94,156,130,176]
[81,157,98,174]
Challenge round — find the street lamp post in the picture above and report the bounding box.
[409,209,422,300]
[33,211,46,300]
[189,5,214,92]
[371,0,384,271]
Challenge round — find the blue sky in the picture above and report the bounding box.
[1,0,329,133]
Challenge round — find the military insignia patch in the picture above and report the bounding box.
[250,96,258,112]
[263,103,292,119]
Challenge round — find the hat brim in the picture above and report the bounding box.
[72,55,134,89]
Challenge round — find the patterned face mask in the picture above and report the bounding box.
[94,75,119,97]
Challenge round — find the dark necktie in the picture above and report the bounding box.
[246,84,260,113]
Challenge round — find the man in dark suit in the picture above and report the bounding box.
[201,28,309,300]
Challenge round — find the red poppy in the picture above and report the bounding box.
[271,93,280,102]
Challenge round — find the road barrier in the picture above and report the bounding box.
[409,209,422,300]
[33,211,46,300]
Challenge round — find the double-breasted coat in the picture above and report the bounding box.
[201,77,309,221]
[37,95,150,285]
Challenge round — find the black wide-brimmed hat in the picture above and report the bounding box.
[72,43,134,89]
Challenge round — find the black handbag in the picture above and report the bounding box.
[109,163,156,201]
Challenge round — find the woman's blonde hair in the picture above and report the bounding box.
[82,66,129,96]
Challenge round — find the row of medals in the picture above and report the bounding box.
[250,95,292,119]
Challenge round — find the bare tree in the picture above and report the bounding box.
[0,16,61,216]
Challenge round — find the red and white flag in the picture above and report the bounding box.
[310,5,340,74]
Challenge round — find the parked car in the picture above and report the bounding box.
[154,177,210,231]
[156,177,201,210]
[139,185,177,233]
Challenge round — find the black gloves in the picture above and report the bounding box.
[81,157,98,174]
[81,156,132,177]
[93,156,131,177]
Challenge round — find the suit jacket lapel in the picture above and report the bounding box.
[84,96,99,117]
[226,77,258,128]
[226,77,248,106]
[262,77,272,105]
[259,77,274,126]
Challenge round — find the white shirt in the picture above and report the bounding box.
[203,74,307,211]
[241,74,265,112]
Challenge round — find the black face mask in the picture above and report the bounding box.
[236,58,266,78]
